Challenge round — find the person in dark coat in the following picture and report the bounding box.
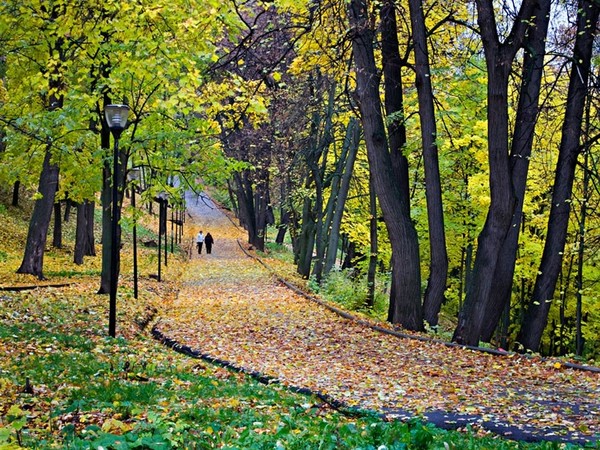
[204,232,214,254]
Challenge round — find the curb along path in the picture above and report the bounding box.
[154,192,600,446]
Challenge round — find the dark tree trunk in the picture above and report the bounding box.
[517,0,599,352]
[479,0,551,342]
[227,179,239,218]
[297,196,316,278]
[85,200,96,256]
[53,202,62,248]
[17,147,59,279]
[366,173,378,309]
[74,202,86,265]
[74,200,96,264]
[342,239,357,270]
[380,0,410,215]
[349,0,423,331]
[324,118,360,276]
[408,0,448,326]
[99,128,112,294]
[64,197,73,222]
[11,180,19,207]
[233,170,262,249]
[251,170,269,252]
[17,8,65,279]
[453,0,538,345]
[276,209,289,244]
[311,84,336,283]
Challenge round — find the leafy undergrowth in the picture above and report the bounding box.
[0,191,597,449]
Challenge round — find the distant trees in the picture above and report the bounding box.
[220,0,600,354]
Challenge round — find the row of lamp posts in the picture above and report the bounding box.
[105,104,182,338]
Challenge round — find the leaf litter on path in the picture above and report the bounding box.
[156,192,600,445]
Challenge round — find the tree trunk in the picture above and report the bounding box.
[64,197,73,222]
[17,9,65,279]
[349,0,423,331]
[408,0,448,326]
[85,200,96,256]
[324,117,360,276]
[297,196,316,278]
[479,0,551,342]
[380,0,410,215]
[74,200,96,264]
[53,202,62,248]
[251,170,269,252]
[17,147,59,279]
[311,83,335,283]
[453,0,538,345]
[366,173,378,309]
[516,0,599,353]
[11,180,19,207]
[99,128,112,294]
[74,202,86,265]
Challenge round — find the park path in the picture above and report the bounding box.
[154,192,600,446]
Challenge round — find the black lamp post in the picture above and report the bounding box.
[157,191,169,281]
[105,104,129,338]
[128,167,141,299]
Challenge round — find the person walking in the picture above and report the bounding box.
[204,232,214,254]
[196,230,204,254]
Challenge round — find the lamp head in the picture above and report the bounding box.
[128,167,141,181]
[105,104,130,138]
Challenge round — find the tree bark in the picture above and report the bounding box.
[53,202,62,248]
[85,200,96,256]
[380,0,410,215]
[479,0,551,342]
[11,180,19,207]
[74,200,96,264]
[98,127,112,294]
[17,147,59,279]
[297,195,316,278]
[74,202,86,265]
[517,0,599,353]
[366,173,378,309]
[324,117,360,276]
[453,0,538,345]
[17,5,65,279]
[349,0,423,330]
[408,0,448,326]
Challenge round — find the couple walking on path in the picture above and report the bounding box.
[196,230,214,254]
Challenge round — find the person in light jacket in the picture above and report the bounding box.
[196,231,204,254]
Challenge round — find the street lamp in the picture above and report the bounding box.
[157,191,169,281]
[105,104,130,338]
[128,167,141,299]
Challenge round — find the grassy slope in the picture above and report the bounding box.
[0,189,585,449]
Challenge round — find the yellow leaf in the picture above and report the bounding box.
[102,418,132,433]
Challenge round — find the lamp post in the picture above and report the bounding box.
[157,191,169,281]
[105,104,129,338]
[128,167,141,299]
